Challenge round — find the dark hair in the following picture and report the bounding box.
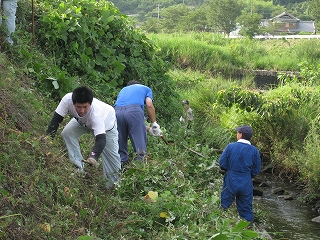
[127,80,141,86]
[72,86,93,105]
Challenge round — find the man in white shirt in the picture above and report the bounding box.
[46,86,121,189]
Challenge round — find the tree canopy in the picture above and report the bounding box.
[206,0,242,35]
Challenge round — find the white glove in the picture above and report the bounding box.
[150,122,162,136]
[179,116,185,122]
[148,128,157,136]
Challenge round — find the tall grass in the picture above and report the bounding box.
[3,28,320,238]
[150,33,320,74]
[0,52,265,239]
[149,33,242,75]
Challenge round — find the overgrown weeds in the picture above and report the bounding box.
[0,53,267,238]
[3,3,320,237]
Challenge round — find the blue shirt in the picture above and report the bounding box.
[114,84,153,110]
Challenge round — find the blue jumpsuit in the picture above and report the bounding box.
[219,141,261,223]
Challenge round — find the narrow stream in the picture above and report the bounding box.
[255,172,320,239]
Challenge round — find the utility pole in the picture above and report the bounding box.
[251,0,253,15]
[157,4,160,19]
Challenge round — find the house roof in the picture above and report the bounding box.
[294,21,315,32]
[260,19,315,32]
[272,11,300,23]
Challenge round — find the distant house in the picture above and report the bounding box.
[261,12,316,34]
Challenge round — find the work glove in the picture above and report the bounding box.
[150,122,162,136]
[83,157,97,166]
[179,116,185,122]
[148,127,156,136]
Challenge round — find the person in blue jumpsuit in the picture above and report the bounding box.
[114,80,162,165]
[219,124,261,224]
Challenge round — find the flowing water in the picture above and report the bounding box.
[255,173,320,239]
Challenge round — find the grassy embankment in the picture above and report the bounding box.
[2,33,320,238]
[153,32,320,196]
[0,50,263,239]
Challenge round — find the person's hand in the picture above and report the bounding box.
[83,157,97,166]
[179,116,185,122]
[148,127,156,136]
[150,122,162,136]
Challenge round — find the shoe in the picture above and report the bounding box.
[72,167,87,178]
[121,161,130,168]
[106,181,115,191]
[6,36,13,46]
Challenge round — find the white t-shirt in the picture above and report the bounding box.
[55,93,115,136]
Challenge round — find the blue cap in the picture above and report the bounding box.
[236,125,253,140]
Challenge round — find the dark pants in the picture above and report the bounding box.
[115,104,147,163]
[221,181,254,223]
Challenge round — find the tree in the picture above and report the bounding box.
[237,12,263,38]
[206,0,242,36]
[310,0,320,29]
[159,4,190,33]
[252,0,286,18]
[179,6,209,32]
[141,18,162,33]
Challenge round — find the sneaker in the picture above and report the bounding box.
[6,36,13,46]
[72,167,87,177]
[106,181,115,191]
[121,161,130,168]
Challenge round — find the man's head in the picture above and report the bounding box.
[127,80,141,86]
[72,86,93,104]
[236,124,253,140]
[72,86,93,117]
[182,100,189,105]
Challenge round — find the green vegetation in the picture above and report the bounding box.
[111,0,315,35]
[1,0,320,238]
[0,59,265,238]
[149,33,320,73]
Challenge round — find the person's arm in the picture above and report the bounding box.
[251,148,261,178]
[46,112,64,137]
[145,97,156,123]
[90,133,106,160]
[145,97,163,136]
[219,145,230,171]
[83,133,106,166]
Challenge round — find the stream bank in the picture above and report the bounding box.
[255,171,320,239]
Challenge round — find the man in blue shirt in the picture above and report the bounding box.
[114,80,162,165]
[219,124,261,225]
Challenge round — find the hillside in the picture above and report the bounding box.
[2,0,320,236]
[0,52,263,239]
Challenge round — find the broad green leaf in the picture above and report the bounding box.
[233,220,250,231]
[210,233,228,240]
[114,61,125,73]
[242,229,259,237]
[85,47,93,56]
